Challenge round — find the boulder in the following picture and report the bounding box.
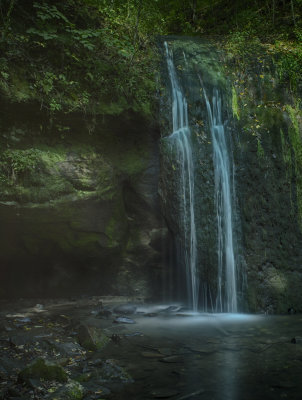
[50,380,84,400]
[18,358,68,384]
[77,325,109,351]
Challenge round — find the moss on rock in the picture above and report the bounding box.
[221,40,302,313]
[77,325,109,351]
[286,104,302,228]
[18,358,68,383]
[232,86,240,120]
[50,380,84,400]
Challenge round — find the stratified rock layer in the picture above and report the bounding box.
[0,103,167,299]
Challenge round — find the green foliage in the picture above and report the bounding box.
[231,87,240,120]
[0,0,166,116]
[0,148,43,183]
[1,0,302,117]
[0,148,69,203]
[225,31,262,58]
[257,139,265,158]
[280,128,292,168]
[274,37,302,91]
[62,381,84,400]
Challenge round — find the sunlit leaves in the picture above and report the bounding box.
[33,2,70,23]
[0,0,161,115]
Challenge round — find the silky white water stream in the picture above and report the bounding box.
[203,88,237,312]
[164,41,199,311]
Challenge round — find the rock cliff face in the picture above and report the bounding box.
[228,56,302,313]
[159,38,302,313]
[0,101,167,298]
[159,39,243,308]
[2,38,302,313]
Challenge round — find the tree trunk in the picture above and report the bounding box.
[192,0,197,22]
[133,0,142,47]
[291,0,296,27]
[2,0,15,41]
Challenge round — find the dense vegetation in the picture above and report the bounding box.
[0,0,165,116]
[0,0,302,116]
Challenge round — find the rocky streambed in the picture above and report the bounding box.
[1,297,302,400]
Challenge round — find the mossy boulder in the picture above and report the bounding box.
[77,325,109,351]
[0,145,117,204]
[50,380,84,400]
[18,358,68,384]
[93,359,133,384]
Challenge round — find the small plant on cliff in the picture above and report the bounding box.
[225,30,262,61]
[274,31,302,91]
[0,149,43,184]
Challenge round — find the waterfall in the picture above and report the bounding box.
[163,40,239,313]
[164,41,199,311]
[203,88,238,313]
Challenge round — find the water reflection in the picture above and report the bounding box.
[104,305,302,399]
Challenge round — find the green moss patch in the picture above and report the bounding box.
[0,144,121,204]
[77,325,110,351]
[286,104,302,228]
[18,358,68,383]
[50,380,84,400]
[232,87,240,120]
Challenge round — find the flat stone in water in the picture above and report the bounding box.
[114,317,135,324]
[175,389,206,400]
[158,348,174,356]
[16,317,31,324]
[160,355,184,363]
[152,389,180,398]
[124,331,143,337]
[175,313,193,317]
[159,306,181,314]
[113,304,137,315]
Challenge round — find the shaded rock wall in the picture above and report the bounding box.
[226,55,302,313]
[0,100,168,299]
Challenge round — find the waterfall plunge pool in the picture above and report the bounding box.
[1,297,302,400]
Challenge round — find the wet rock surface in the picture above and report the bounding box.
[0,108,167,301]
[1,297,302,399]
[159,38,302,313]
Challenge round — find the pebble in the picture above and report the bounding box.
[16,317,31,324]
[113,317,135,324]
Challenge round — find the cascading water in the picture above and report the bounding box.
[203,88,238,313]
[164,41,199,311]
[162,39,241,313]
